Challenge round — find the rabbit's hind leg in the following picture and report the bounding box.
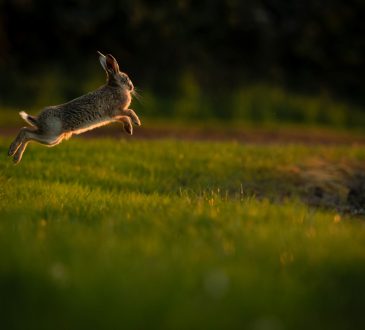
[12,141,30,164]
[8,127,33,157]
[12,131,64,164]
[121,109,141,126]
[115,116,133,135]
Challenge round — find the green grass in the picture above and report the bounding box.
[1,138,365,330]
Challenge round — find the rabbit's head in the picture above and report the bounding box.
[97,51,134,92]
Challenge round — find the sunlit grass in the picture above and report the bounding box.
[0,138,365,330]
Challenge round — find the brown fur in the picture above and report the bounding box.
[8,52,141,164]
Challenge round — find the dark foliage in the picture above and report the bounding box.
[0,0,364,105]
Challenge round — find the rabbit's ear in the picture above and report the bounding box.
[97,51,108,72]
[106,54,120,74]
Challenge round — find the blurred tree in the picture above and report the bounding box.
[0,0,364,106]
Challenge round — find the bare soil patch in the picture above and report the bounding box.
[291,160,365,215]
[2,125,364,145]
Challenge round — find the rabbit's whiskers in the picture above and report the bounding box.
[132,88,144,104]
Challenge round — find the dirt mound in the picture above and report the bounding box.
[296,160,365,215]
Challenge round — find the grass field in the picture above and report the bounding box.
[1,137,365,330]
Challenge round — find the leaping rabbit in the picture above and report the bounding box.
[8,51,141,164]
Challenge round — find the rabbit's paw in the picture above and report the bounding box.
[132,114,141,126]
[123,122,133,135]
[8,142,19,157]
[126,109,141,126]
[13,152,22,164]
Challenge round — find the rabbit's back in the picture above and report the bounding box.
[38,86,130,133]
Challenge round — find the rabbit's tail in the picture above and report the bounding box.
[19,111,38,127]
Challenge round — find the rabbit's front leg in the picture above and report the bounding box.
[120,109,141,126]
[115,115,133,135]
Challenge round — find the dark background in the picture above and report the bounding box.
[0,0,364,122]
